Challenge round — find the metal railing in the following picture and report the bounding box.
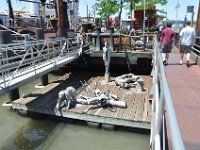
[150,36,185,150]
[192,36,200,54]
[0,36,82,95]
[85,32,155,51]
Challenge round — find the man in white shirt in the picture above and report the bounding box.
[179,21,195,67]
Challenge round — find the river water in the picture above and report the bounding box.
[0,73,150,150]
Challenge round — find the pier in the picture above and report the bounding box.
[1,0,200,149]
[11,71,152,130]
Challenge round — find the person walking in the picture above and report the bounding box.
[179,21,195,67]
[160,22,175,66]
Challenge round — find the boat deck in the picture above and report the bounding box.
[12,71,152,130]
[165,47,200,149]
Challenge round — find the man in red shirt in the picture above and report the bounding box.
[160,22,176,66]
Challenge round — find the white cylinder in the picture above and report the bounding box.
[30,0,40,16]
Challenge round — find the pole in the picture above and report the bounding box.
[184,15,187,27]
[143,0,146,49]
[35,29,49,86]
[56,1,69,37]
[130,1,133,30]
[176,7,178,30]
[94,4,96,23]
[57,0,62,36]
[87,5,88,22]
[143,0,146,35]
[191,11,194,27]
[7,0,14,27]
[42,2,46,28]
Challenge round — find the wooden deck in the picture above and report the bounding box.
[165,47,200,149]
[12,71,152,130]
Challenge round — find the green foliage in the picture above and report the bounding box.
[96,0,168,27]
[124,0,167,20]
[124,0,167,10]
[145,27,156,32]
[136,0,167,9]
[154,9,167,19]
[96,0,122,19]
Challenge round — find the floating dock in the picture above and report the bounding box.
[11,71,152,130]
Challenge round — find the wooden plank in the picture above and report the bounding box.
[134,93,146,121]
[26,105,151,129]
[142,94,149,122]
[125,94,137,120]
[12,75,153,129]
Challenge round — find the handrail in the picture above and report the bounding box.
[192,36,200,53]
[0,36,82,95]
[0,24,36,41]
[151,36,185,150]
[195,36,200,40]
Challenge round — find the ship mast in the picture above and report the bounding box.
[7,0,14,26]
[56,0,69,37]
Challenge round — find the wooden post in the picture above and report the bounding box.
[9,88,20,102]
[109,27,114,51]
[59,66,68,76]
[35,28,48,86]
[96,27,102,51]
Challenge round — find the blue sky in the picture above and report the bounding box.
[0,0,199,21]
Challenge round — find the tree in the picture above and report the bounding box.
[96,0,167,29]
[118,0,123,29]
[124,0,167,29]
[126,0,167,19]
[96,0,121,20]
[134,0,167,9]
[124,0,167,15]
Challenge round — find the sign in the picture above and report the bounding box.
[187,6,194,13]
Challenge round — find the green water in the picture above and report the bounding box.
[0,73,150,150]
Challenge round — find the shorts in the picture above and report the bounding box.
[162,44,172,53]
[180,45,192,53]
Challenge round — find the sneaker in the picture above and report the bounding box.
[187,61,190,67]
[163,60,166,66]
[179,60,183,65]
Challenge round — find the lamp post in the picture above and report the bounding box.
[130,1,133,29]
[175,0,180,31]
[143,0,146,35]
[143,0,146,49]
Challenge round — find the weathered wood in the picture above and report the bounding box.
[12,75,152,130]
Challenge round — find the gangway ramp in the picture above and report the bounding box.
[0,37,81,95]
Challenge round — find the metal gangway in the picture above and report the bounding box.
[150,37,185,150]
[0,35,82,95]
